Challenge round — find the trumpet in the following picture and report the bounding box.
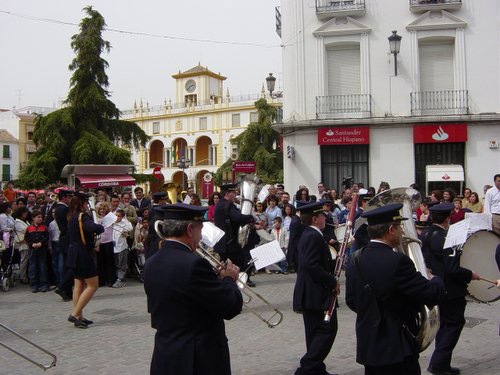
[0,322,57,370]
[154,221,284,328]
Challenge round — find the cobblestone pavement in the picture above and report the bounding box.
[0,273,498,375]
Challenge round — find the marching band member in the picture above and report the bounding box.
[346,203,445,375]
[293,201,339,375]
[144,204,243,375]
[421,203,480,375]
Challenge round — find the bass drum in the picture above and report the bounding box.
[460,230,500,302]
[334,224,354,245]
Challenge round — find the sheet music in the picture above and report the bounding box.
[464,213,492,234]
[444,218,471,249]
[250,240,285,270]
[201,222,225,248]
[183,195,192,204]
[257,184,271,204]
[101,212,117,228]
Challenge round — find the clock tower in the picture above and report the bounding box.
[172,63,227,107]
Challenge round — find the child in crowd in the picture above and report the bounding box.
[25,210,49,292]
[270,217,289,274]
[112,209,132,288]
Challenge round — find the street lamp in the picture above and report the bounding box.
[388,30,402,76]
[176,155,190,190]
[266,73,276,97]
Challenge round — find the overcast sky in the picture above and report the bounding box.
[0,0,282,111]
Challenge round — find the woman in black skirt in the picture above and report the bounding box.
[66,192,104,328]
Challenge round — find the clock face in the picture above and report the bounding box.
[185,79,196,93]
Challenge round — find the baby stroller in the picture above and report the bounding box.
[0,240,21,292]
[127,244,145,283]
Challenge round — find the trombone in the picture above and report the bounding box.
[0,322,57,370]
[154,221,284,328]
[194,243,284,328]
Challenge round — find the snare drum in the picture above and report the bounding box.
[335,224,354,245]
[460,230,500,302]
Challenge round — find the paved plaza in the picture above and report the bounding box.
[0,273,498,375]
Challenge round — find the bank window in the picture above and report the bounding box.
[153,122,160,134]
[321,145,369,192]
[232,113,240,127]
[199,117,207,130]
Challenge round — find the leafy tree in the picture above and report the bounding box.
[213,98,282,186]
[17,6,149,188]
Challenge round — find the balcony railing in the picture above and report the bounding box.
[315,0,366,20]
[409,0,462,12]
[275,7,281,38]
[410,90,468,116]
[316,94,371,119]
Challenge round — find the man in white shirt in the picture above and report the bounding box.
[483,174,500,235]
[112,209,133,288]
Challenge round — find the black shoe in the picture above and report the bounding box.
[246,280,256,288]
[68,315,93,325]
[31,288,39,293]
[74,318,88,329]
[428,366,461,375]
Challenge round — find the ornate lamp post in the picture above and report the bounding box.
[266,73,276,97]
[388,30,402,76]
[177,155,190,190]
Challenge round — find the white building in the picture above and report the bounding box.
[276,0,499,195]
[0,106,55,179]
[122,64,282,196]
[0,129,19,184]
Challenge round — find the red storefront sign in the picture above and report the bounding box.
[413,123,467,143]
[232,161,256,173]
[318,127,370,145]
[77,175,136,188]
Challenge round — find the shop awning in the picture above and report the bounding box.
[77,175,136,189]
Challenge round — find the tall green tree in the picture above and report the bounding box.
[214,98,282,186]
[17,6,149,188]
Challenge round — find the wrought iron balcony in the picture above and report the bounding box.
[316,94,371,120]
[410,90,468,116]
[275,7,281,38]
[409,0,462,13]
[316,0,366,20]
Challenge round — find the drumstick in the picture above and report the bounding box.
[479,277,497,284]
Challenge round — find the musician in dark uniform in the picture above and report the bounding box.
[421,203,480,375]
[214,183,259,287]
[293,201,339,375]
[66,192,104,328]
[346,203,445,375]
[144,204,243,375]
[145,191,168,260]
[287,200,307,273]
[54,189,74,301]
[351,190,372,253]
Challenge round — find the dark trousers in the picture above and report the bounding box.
[295,309,338,375]
[60,252,74,295]
[96,241,116,286]
[365,355,420,375]
[429,297,466,370]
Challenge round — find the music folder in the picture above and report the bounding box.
[250,240,285,270]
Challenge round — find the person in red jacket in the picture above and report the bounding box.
[25,210,50,292]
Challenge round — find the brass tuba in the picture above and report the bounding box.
[163,182,181,204]
[237,175,259,248]
[365,187,440,352]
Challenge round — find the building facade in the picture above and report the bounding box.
[123,64,282,196]
[0,106,55,180]
[0,129,19,184]
[276,0,499,195]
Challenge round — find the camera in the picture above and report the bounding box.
[342,176,353,189]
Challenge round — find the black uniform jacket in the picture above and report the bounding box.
[345,241,445,366]
[66,211,104,269]
[293,226,337,311]
[287,215,304,266]
[213,198,254,255]
[144,240,243,375]
[54,202,70,254]
[420,225,472,299]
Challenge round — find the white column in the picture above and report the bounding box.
[455,27,467,91]
[360,32,370,95]
[409,30,419,92]
[317,36,325,97]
